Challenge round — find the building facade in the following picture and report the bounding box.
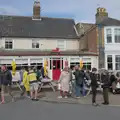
[0,0,98,80]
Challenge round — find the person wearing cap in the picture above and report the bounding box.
[90,67,98,106]
[27,66,39,101]
[0,65,14,104]
[101,69,110,105]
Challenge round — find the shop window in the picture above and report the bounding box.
[115,55,120,70]
[83,62,91,70]
[106,29,112,43]
[114,28,120,43]
[107,55,113,70]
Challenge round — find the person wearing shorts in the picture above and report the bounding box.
[28,67,39,101]
[0,65,14,104]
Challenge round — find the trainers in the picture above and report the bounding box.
[34,98,39,101]
[76,96,80,99]
[64,96,68,99]
[92,103,99,106]
[58,96,63,99]
[0,101,5,104]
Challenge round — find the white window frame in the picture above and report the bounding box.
[57,40,66,50]
[32,39,40,49]
[114,28,120,43]
[107,55,113,70]
[106,28,112,43]
[115,55,120,70]
[5,38,13,50]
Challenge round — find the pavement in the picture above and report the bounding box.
[1,85,120,107]
[0,99,120,120]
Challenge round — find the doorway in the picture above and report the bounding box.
[51,58,63,81]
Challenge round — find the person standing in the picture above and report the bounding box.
[28,67,39,101]
[0,65,14,104]
[101,70,110,105]
[21,67,30,98]
[90,68,98,106]
[74,66,86,98]
[58,67,71,98]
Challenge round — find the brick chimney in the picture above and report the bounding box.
[33,0,40,19]
[96,7,108,24]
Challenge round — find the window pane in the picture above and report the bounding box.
[106,29,112,43]
[5,40,13,49]
[116,63,120,70]
[108,63,113,70]
[116,55,120,62]
[107,55,112,62]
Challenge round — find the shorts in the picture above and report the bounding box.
[30,83,39,91]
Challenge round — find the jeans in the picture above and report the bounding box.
[75,84,82,97]
[82,82,86,96]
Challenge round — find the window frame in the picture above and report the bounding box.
[106,28,112,43]
[107,55,113,70]
[32,39,40,49]
[5,39,13,50]
[115,55,120,70]
[114,28,120,43]
[57,40,66,50]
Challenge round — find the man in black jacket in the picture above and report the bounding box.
[0,65,14,104]
[101,70,110,105]
[90,68,98,106]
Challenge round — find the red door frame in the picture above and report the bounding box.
[52,58,62,81]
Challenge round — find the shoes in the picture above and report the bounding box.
[102,102,109,105]
[76,96,80,99]
[0,101,5,104]
[34,98,39,101]
[92,103,99,106]
[58,96,63,99]
[64,96,68,99]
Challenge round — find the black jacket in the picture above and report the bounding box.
[0,70,12,85]
[101,72,110,88]
[90,72,98,87]
[74,70,87,85]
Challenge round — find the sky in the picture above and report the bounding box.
[0,0,120,23]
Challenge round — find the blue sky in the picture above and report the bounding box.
[0,0,120,23]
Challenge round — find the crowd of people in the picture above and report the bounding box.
[0,65,44,104]
[58,65,118,106]
[0,64,120,106]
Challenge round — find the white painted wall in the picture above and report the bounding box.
[104,26,120,70]
[1,37,79,50]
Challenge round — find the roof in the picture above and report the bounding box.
[0,15,78,39]
[99,17,120,26]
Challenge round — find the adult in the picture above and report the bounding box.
[0,65,14,104]
[110,72,117,94]
[58,67,71,98]
[101,69,110,105]
[21,67,30,98]
[90,68,98,106]
[28,67,39,101]
[74,66,88,98]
